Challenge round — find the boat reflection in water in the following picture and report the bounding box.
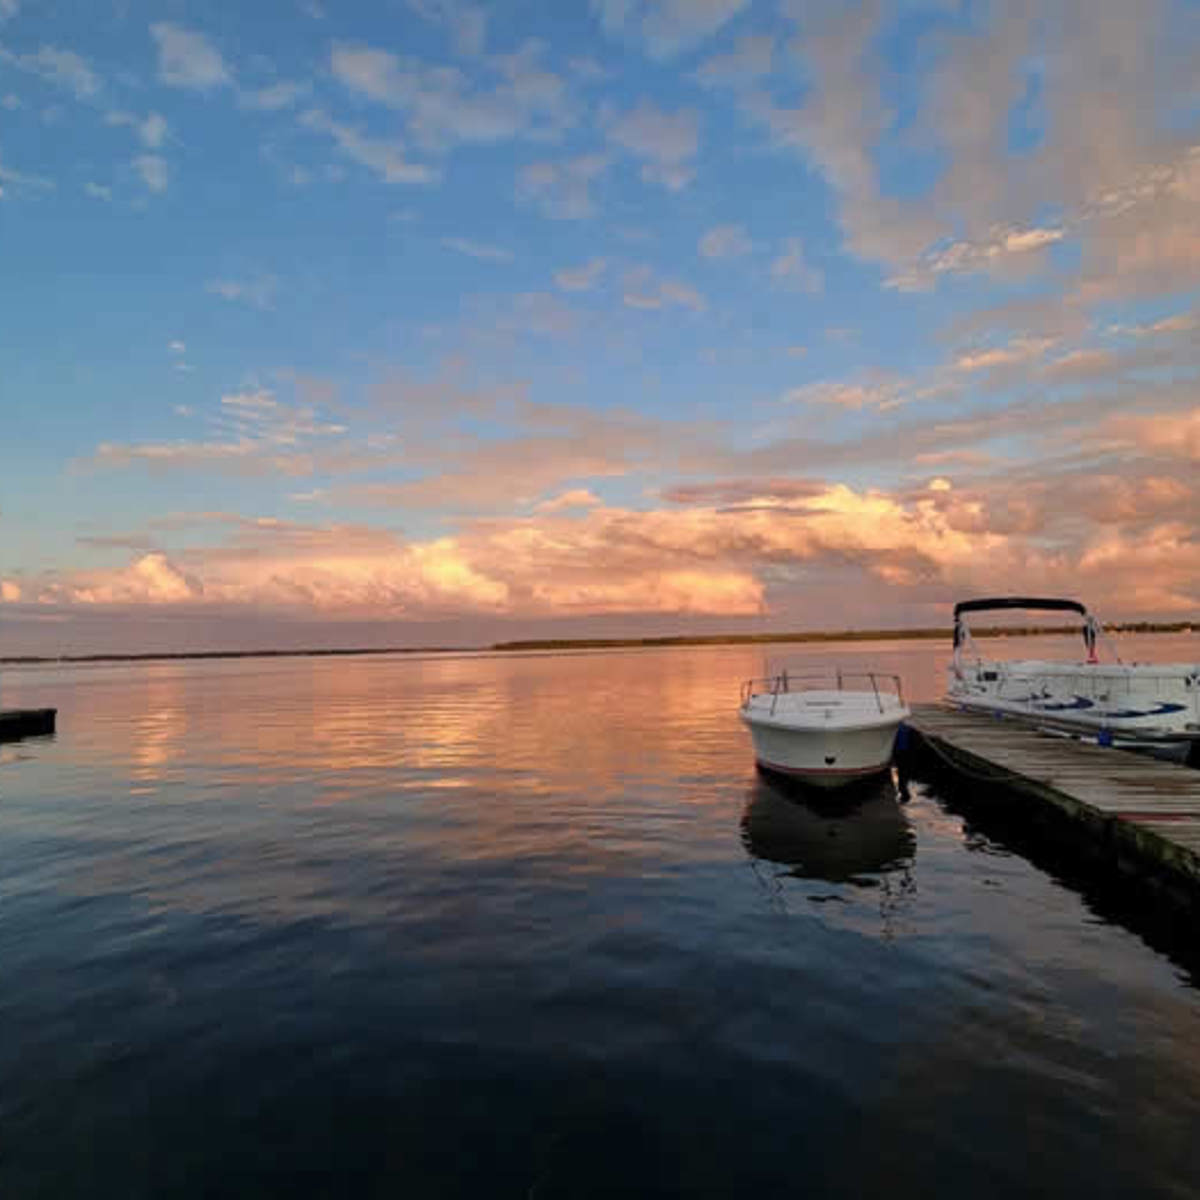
[740,771,915,887]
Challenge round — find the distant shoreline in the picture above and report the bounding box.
[1,621,1193,666]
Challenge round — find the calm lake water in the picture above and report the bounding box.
[3,634,1200,1198]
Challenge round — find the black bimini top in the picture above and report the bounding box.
[954,597,1089,620]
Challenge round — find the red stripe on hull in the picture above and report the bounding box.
[756,757,890,780]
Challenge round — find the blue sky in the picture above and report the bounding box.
[1,0,1198,652]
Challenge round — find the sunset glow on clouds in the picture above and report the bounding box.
[1,0,1198,652]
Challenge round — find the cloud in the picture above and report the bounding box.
[554,258,607,292]
[699,224,752,259]
[1040,348,1118,383]
[694,33,775,88]
[441,236,515,262]
[770,236,822,291]
[0,1,18,23]
[606,100,700,191]
[661,479,824,507]
[750,2,1200,314]
[1108,308,1198,339]
[150,23,230,90]
[39,383,1200,626]
[168,340,186,354]
[622,266,706,312]
[84,181,112,201]
[4,45,99,98]
[516,154,610,219]
[239,81,309,111]
[106,110,168,148]
[889,225,1065,292]
[330,41,571,150]
[591,0,751,59]
[1102,408,1200,462]
[133,154,168,193]
[0,158,53,197]
[783,376,904,411]
[953,337,1055,373]
[299,108,438,185]
[742,8,940,272]
[409,0,488,56]
[89,387,348,478]
[533,489,602,513]
[205,276,277,309]
[92,438,299,474]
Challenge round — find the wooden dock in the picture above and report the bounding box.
[902,703,1200,908]
[0,708,57,743]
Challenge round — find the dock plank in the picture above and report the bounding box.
[904,703,1200,907]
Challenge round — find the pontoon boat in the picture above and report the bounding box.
[947,597,1200,764]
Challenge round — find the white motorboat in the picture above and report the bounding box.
[739,669,910,788]
[947,597,1200,764]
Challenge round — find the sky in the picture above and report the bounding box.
[1,0,1198,654]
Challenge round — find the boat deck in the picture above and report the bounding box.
[903,703,1200,905]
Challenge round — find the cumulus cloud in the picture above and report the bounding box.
[32,461,1200,624]
[206,276,276,309]
[330,41,571,150]
[408,0,488,56]
[770,237,822,290]
[554,258,607,291]
[239,81,309,111]
[591,0,750,59]
[1110,310,1198,338]
[783,376,904,411]
[953,337,1055,373]
[607,100,700,191]
[299,108,438,185]
[133,154,168,194]
[151,23,230,90]
[694,34,775,88]
[533,489,603,513]
[622,266,706,312]
[441,236,514,262]
[889,225,1064,291]
[1102,408,1200,462]
[108,110,168,148]
[516,154,610,219]
[0,158,53,197]
[3,45,100,98]
[699,224,752,259]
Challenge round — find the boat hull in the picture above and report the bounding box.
[947,659,1200,748]
[741,715,904,788]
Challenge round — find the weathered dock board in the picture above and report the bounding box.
[903,703,1200,906]
[0,708,57,742]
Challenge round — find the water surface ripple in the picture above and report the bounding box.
[3,638,1200,1197]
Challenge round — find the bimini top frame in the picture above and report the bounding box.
[952,596,1119,668]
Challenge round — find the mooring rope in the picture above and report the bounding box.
[903,723,1034,784]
